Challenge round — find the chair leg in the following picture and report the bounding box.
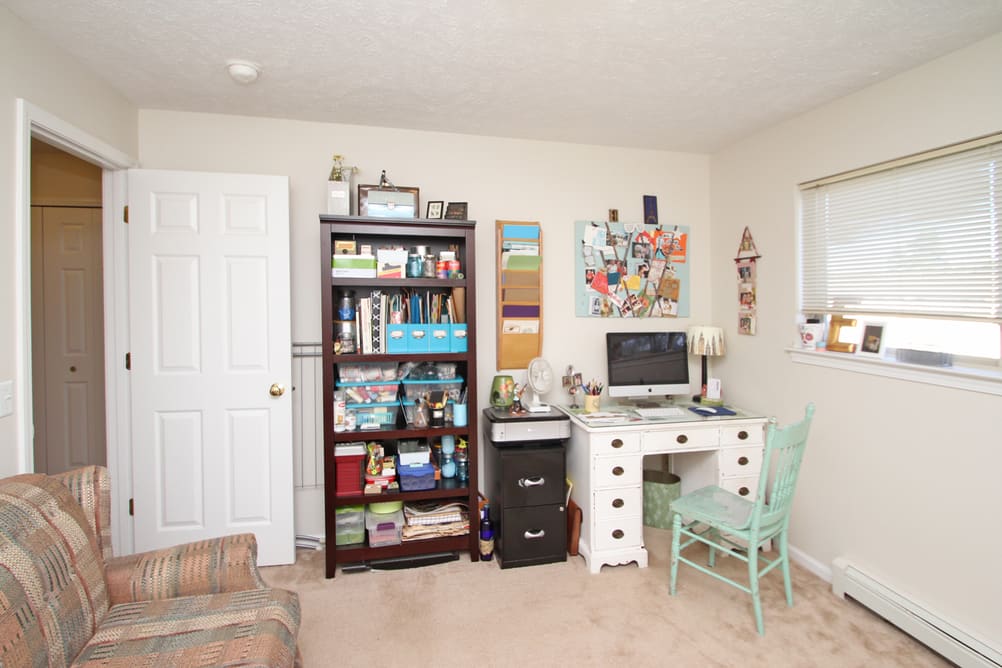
[708,527,719,568]
[779,530,794,607]
[669,513,681,595]
[749,547,764,635]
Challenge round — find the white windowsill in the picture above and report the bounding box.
[786,348,1002,396]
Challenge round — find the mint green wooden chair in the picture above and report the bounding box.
[669,403,815,635]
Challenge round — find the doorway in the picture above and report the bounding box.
[29,138,106,474]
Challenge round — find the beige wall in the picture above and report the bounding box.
[0,8,137,475]
[137,111,713,402]
[710,33,1002,643]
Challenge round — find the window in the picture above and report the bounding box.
[799,134,1002,366]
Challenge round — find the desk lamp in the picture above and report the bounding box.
[687,325,725,403]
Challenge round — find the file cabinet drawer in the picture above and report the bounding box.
[594,487,643,522]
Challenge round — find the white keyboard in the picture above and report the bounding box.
[632,406,686,419]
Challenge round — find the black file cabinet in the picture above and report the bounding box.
[484,439,567,569]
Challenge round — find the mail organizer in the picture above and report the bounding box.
[387,324,467,354]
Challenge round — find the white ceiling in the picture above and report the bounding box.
[6,0,1002,152]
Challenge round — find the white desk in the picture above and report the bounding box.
[559,404,769,574]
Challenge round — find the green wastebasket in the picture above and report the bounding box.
[643,470,681,530]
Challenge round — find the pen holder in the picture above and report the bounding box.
[583,394,601,413]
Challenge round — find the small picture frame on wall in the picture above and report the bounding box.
[444,202,468,220]
[426,201,444,219]
[858,321,885,357]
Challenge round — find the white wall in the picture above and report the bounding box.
[0,8,137,475]
[710,33,1002,645]
[137,111,713,402]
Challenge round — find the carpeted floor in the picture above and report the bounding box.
[261,527,951,667]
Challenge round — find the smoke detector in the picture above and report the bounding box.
[226,59,261,85]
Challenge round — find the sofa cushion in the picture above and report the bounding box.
[72,588,300,667]
[0,474,109,667]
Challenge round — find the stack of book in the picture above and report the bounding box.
[401,501,469,541]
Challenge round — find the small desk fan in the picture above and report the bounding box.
[526,357,554,413]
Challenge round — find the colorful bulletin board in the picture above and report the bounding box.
[497,221,542,369]
[575,220,690,318]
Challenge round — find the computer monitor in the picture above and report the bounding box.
[606,331,690,404]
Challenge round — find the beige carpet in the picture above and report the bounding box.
[261,527,950,667]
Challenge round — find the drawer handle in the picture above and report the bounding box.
[524,529,546,540]
[738,486,750,496]
[518,476,545,488]
[738,430,749,440]
[611,438,624,449]
[612,529,625,540]
[676,434,688,444]
[612,498,624,508]
[738,456,749,466]
[612,466,625,476]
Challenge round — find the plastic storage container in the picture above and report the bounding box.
[334,505,365,545]
[397,459,437,491]
[334,442,366,496]
[365,507,404,547]
[401,377,464,402]
[347,402,399,429]
[337,362,398,383]
[337,381,399,404]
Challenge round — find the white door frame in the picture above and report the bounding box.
[14,99,136,554]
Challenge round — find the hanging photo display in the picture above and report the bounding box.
[575,220,690,317]
[734,226,761,335]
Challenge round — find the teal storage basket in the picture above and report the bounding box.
[643,470,681,530]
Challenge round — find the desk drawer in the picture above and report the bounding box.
[721,424,764,446]
[593,455,643,489]
[719,446,763,478]
[720,475,758,501]
[594,487,643,522]
[589,432,641,455]
[644,426,719,451]
[594,517,643,551]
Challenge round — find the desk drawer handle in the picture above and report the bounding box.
[676,434,688,444]
[738,486,750,496]
[518,476,545,488]
[612,466,625,476]
[738,456,749,466]
[610,438,624,449]
[524,529,546,540]
[612,498,624,508]
[612,529,625,540]
[738,430,749,440]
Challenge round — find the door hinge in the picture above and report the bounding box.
[123,205,129,224]
[128,498,134,516]
[125,352,131,370]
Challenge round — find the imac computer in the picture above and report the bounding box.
[606,331,690,408]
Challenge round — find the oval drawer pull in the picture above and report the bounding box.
[518,476,545,488]
[612,498,625,508]
[676,434,688,444]
[738,486,750,496]
[524,529,546,540]
[610,438,624,449]
[612,466,625,476]
[612,529,624,540]
[738,456,749,466]
[738,430,749,440]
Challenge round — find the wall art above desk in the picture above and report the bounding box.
[574,220,690,318]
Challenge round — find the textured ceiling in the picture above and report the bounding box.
[6,0,1002,152]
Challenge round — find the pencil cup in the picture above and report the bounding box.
[584,395,601,413]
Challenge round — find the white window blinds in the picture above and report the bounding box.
[800,136,1002,322]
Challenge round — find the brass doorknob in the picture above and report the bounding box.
[269,383,286,397]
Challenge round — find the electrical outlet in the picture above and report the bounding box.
[0,380,13,418]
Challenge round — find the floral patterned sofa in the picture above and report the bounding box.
[0,466,301,667]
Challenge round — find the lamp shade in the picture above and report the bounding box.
[688,326,725,357]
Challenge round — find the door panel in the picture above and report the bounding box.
[129,169,293,566]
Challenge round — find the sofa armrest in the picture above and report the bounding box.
[105,532,267,605]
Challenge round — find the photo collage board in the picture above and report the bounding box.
[574,220,690,318]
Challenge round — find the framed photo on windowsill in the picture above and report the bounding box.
[857,321,885,357]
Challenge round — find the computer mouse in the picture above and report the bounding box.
[701,406,716,413]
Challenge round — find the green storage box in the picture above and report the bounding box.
[642,470,681,530]
[334,505,365,546]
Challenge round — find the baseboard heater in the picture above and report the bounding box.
[832,558,1000,668]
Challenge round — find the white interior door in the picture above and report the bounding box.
[128,169,294,566]
[31,206,107,474]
